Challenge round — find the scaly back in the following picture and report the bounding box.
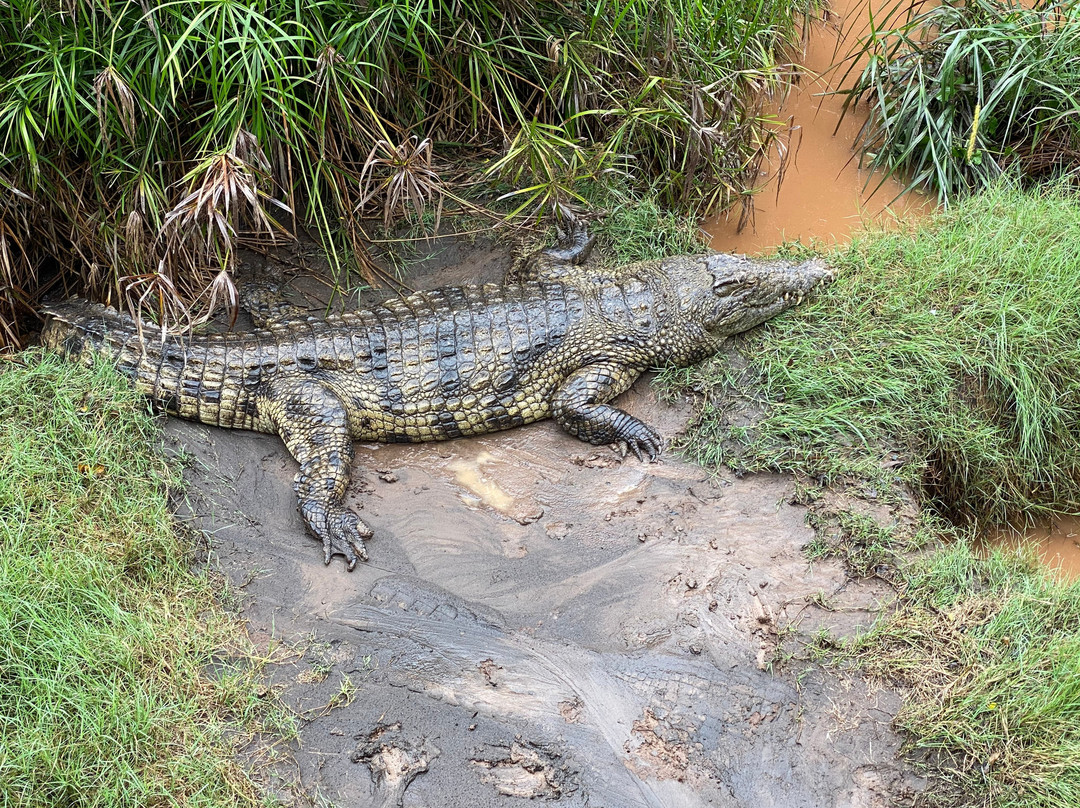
[40,282,589,433]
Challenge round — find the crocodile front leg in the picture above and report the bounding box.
[552,362,662,461]
[259,375,372,569]
[508,221,597,284]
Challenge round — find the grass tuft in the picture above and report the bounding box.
[839,543,1080,807]
[588,188,706,264]
[664,181,1080,528]
[839,0,1080,203]
[0,350,279,808]
[803,508,934,581]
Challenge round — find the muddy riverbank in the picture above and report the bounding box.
[705,0,1080,579]
[167,238,925,807]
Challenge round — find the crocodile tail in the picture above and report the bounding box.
[39,298,144,372]
[40,298,189,413]
[40,298,266,432]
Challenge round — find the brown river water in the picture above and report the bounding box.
[704,0,935,253]
[989,519,1080,581]
[706,0,1080,579]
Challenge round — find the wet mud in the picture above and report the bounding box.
[169,240,925,807]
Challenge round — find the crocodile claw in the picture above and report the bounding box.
[616,426,663,463]
[301,500,373,571]
[323,509,372,571]
[543,219,596,266]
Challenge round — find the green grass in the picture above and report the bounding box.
[840,0,1080,203]
[0,351,280,808]
[0,0,809,348]
[838,544,1080,807]
[803,508,938,581]
[587,187,706,264]
[664,181,1080,528]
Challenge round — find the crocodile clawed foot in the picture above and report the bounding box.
[301,501,373,571]
[543,218,596,266]
[323,508,373,571]
[615,426,663,463]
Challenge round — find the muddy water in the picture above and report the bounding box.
[706,0,935,254]
[989,518,1080,581]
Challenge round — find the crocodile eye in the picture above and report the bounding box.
[713,276,748,293]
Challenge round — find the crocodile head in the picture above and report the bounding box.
[662,252,833,361]
[704,253,833,334]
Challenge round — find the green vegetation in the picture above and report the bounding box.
[0,0,808,348]
[582,186,705,264]
[664,181,1080,528]
[841,0,1080,202]
[663,180,1080,805]
[837,544,1080,808]
[803,508,936,581]
[0,351,282,807]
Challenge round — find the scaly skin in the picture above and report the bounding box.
[40,232,832,569]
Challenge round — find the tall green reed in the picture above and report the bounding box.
[0,0,806,347]
[839,0,1080,202]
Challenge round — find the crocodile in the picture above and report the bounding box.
[40,231,831,569]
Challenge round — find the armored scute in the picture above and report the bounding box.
[41,232,831,569]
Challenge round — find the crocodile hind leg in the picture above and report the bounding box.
[240,284,311,328]
[552,361,662,461]
[259,375,372,569]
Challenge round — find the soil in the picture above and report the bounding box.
[167,235,926,807]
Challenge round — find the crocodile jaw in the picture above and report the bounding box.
[704,254,833,337]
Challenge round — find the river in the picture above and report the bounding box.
[705,0,1080,580]
[704,0,933,253]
